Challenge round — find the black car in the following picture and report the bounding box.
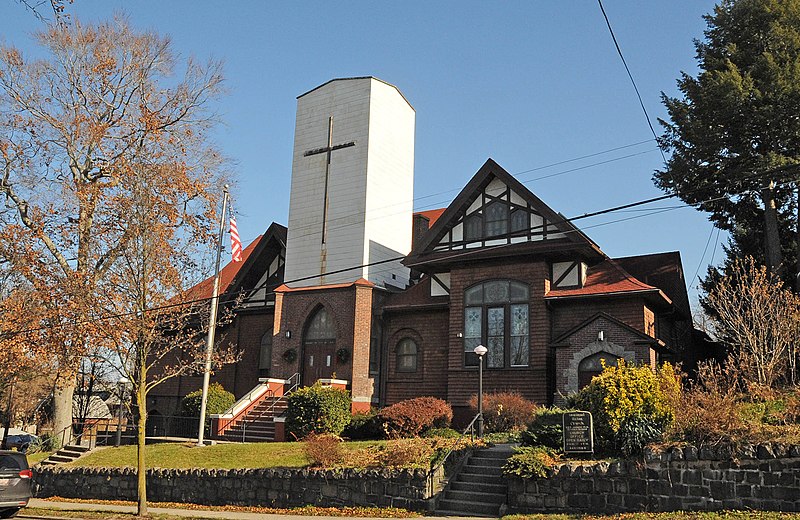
[4,435,38,454]
[0,451,31,518]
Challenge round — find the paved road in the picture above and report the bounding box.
[25,498,487,520]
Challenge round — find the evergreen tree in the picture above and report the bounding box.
[656,0,800,286]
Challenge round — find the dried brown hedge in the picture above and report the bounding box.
[468,392,537,432]
[378,396,453,438]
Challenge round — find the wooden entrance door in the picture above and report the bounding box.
[303,340,337,387]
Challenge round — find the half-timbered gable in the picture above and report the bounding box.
[151,78,702,431]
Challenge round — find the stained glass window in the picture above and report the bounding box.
[464,307,482,366]
[510,304,529,366]
[487,307,504,368]
[485,201,508,237]
[305,307,336,341]
[465,213,483,241]
[462,280,530,368]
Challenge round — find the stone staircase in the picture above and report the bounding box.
[39,444,91,466]
[217,397,287,443]
[435,444,513,517]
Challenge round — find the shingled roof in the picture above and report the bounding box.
[546,258,672,306]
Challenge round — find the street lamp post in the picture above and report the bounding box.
[473,344,488,438]
[115,377,130,447]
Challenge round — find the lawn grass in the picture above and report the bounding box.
[70,440,386,470]
[27,450,54,466]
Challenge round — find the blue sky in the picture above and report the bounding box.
[2,1,722,306]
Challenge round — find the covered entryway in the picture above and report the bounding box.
[302,306,337,386]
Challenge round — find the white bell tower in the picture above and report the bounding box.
[283,77,415,288]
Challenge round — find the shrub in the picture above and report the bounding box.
[567,360,679,453]
[422,427,461,439]
[520,407,576,450]
[179,383,235,417]
[503,446,560,478]
[378,396,453,438]
[468,392,537,432]
[667,360,747,446]
[286,384,352,439]
[380,438,435,467]
[342,410,383,440]
[616,413,664,457]
[303,432,344,467]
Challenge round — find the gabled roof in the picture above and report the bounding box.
[551,311,668,351]
[181,222,287,302]
[614,251,691,319]
[405,159,605,269]
[414,208,446,228]
[545,258,672,307]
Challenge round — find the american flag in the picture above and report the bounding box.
[230,214,243,262]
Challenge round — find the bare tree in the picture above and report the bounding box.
[705,256,800,387]
[0,17,226,440]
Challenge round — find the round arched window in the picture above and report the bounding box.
[396,338,418,373]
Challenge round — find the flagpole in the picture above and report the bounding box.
[197,185,229,446]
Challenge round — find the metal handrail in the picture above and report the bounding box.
[426,412,481,490]
[233,373,300,441]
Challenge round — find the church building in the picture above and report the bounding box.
[150,77,696,429]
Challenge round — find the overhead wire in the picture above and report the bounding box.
[3,163,797,340]
[596,0,668,165]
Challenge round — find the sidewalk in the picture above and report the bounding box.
[27,499,485,520]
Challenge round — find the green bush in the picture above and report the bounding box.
[567,360,679,453]
[422,427,461,439]
[342,410,383,440]
[503,446,560,478]
[616,413,664,457]
[286,384,351,439]
[378,396,453,438]
[520,407,576,450]
[179,383,236,417]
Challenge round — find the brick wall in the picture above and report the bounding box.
[384,307,449,404]
[553,314,655,401]
[448,261,551,407]
[148,307,273,415]
[271,283,377,406]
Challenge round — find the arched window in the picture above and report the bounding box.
[305,307,336,341]
[578,352,619,389]
[463,280,529,368]
[259,330,273,378]
[396,338,418,373]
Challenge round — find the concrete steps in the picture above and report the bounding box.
[39,444,91,466]
[218,399,287,443]
[435,444,513,517]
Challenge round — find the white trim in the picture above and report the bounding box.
[318,378,349,386]
[352,396,372,403]
[209,380,281,419]
[273,416,286,423]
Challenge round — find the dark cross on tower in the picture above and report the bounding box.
[303,116,355,245]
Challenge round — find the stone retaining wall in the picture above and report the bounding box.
[35,466,432,510]
[508,443,800,513]
[33,447,471,511]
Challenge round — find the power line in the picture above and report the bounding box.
[237,142,660,248]
[3,164,797,339]
[597,0,668,164]
[690,224,716,289]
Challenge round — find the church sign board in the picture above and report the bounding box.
[562,411,594,454]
